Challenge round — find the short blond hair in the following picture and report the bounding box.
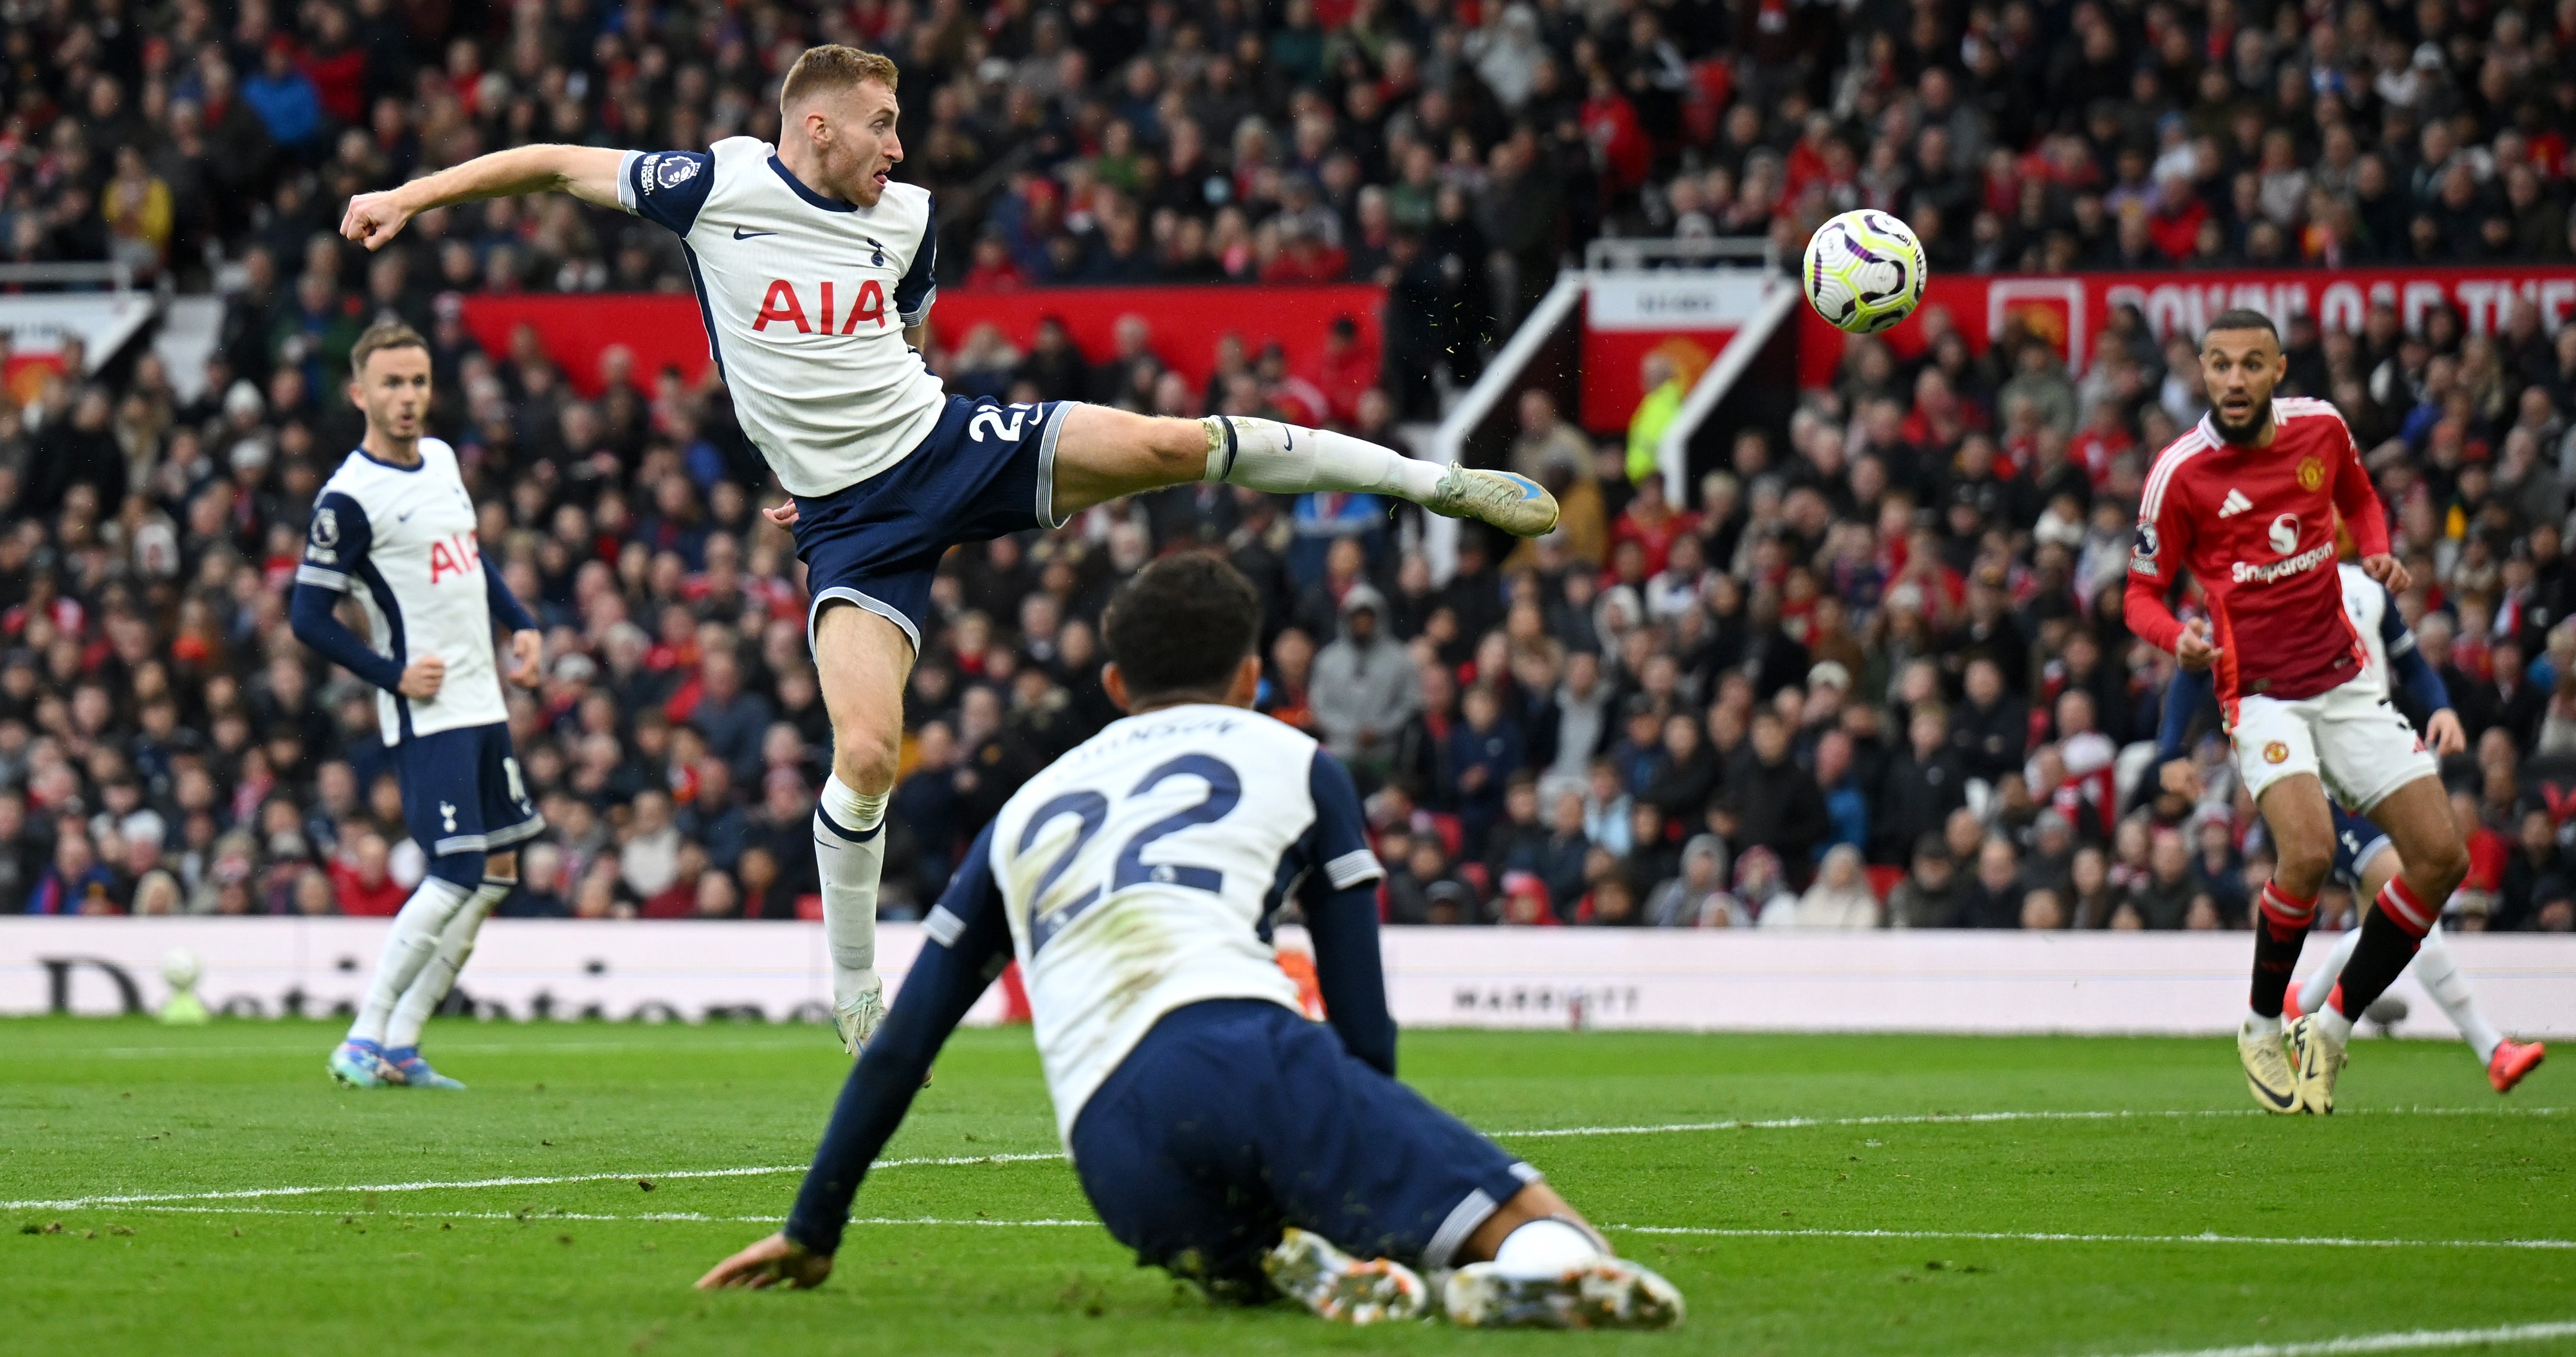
[350,320,427,378]
[781,45,899,111]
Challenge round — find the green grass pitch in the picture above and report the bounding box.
[1,1018,2568,1355]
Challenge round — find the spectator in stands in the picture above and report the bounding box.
[1777,844,1882,929]
[1309,585,1419,783]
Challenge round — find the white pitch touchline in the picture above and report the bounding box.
[2087,1318,2576,1357]
[1608,1225,2576,1252]
[10,1104,2559,1213]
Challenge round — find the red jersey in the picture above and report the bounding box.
[2125,398,2391,710]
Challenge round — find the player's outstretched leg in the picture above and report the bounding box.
[381,866,513,1090]
[808,604,909,1054]
[1201,416,1559,537]
[1444,1199,1684,1331]
[333,862,483,1088]
[1261,1228,1429,1325]
[1043,405,1560,540]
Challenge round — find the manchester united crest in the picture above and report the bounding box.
[2295,457,2323,491]
[2263,742,2290,764]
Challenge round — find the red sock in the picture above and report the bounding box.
[2249,880,2317,1018]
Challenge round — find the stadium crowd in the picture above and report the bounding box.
[4,0,2576,931]
[1,0,2572,399]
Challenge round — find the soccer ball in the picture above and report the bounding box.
[1801,210,1928,335]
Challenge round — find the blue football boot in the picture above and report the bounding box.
[328,1039,396,1088]
[385,1046,466,1090]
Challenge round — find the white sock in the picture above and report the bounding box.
[2244,1012,2282,1039]
[815,773,887,1009]
[2299,928,2362,1016]
[2408,925,2503,1066]
[2316,1007,2355,1046]
[347,876,474,1046]
[1491,1219,1605,1279]
[384,877,509,1050]
[1201,416,1444,502]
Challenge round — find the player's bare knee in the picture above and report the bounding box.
[833,727,901,797]
[2273,837,2332,897]
[2409,834,2470,897]
[482,851,518,884]
[1150,415,1214,480]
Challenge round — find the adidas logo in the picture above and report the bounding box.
[2217,489,2253,517]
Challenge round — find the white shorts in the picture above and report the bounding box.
[2228,677,2438,813]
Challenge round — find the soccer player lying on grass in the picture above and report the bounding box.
[698,554,1682,1329]
[2158,555,2544,1096]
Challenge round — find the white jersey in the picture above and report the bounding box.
[296,438,508,744]
[974,705,1384,1143]
[616,137,946,497]
[2336,561,2410,693]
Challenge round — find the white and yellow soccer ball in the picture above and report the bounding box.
[1801,210,1928,334]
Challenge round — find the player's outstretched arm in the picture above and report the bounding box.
[702,828,1013,1289]
[343,144,628,250]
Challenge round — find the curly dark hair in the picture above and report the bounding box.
[1100,552,1261,704]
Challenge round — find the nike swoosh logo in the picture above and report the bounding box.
[394,509,417,522]
[733,226,777,239]
[2248,1076,2298,1111]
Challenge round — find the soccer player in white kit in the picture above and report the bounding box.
[290,323,547,1089]
[337,45,1558,1055]
[694,555,1680,1329]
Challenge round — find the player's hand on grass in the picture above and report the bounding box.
[2158,758,2203,801]
[398,655,446,700]
[763,500,800,527]
[507,630,544,688]
[2360,553,2411,592]
[696,1232,832,1291]
[2173,618,2219,672]
[342,189,415,250]
[2426,709,2465,756]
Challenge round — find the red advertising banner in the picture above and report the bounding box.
[460,284,1385,399]
[1795,265,2576,389]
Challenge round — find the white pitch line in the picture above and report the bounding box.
[2087,1319,2576,1357]
[9,1104,2559,1214]
[100,1204,1096,1228]
[1490,1105,2562,1138]
[0,1151,1063,1213]
[1607,1225,2576,1252]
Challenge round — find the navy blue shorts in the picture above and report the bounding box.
[1067,999,1536,1298]
[791,394,1072,653]
[2332,805,2391,891]
[397,721,544,861]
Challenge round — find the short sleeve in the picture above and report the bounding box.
[621,149,716,235]
[296,491,370,592]
[1301,749,1383,897]
[2130,455,2191,588]
[894,196,937,326]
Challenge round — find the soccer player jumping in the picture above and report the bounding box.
[2127,309,2470,1115]
[338,46,1557,1056]
[293,323,547,1089]
[695,554,1680,1329]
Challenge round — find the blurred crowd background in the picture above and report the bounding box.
[3,0,2575,931]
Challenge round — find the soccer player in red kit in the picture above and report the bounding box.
[2126,309,2469,1115]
